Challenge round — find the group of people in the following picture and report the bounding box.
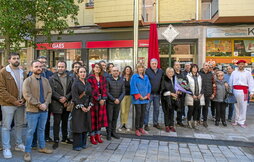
[0,52,253,162]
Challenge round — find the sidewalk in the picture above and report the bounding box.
[116,103,254,143]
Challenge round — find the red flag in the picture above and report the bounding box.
[148,23,160,68]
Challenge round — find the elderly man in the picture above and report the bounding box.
[183,63,191,77]
[173,62,186,127]
[0,53,26,158]
[23,60,53,161]
[106,66,125,140]
[229,60,254,128]
[224,65,235,122]
[144,58,164,131]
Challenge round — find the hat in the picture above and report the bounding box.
[91,64,95,68]
[236,60,246,64]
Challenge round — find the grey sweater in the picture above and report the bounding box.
[213,79,228,102]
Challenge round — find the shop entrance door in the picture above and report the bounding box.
[159,41,197,71]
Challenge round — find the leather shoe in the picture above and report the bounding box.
[144,125,150,131]
[111,132,120,139]
[222,122,227,127]
[215,121,219,126]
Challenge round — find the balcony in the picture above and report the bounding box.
[212,0,254,23]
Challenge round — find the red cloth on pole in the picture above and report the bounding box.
[148,23,160,68]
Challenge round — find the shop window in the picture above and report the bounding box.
[234,40,254,57]
[89,48,108,70]
[206,39,232,57]
[86,0,94,8]
[109,48,133,71]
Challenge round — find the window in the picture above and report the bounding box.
[234,40,254,56]
[109,48,133,71]
[206,39,232,56]
[86,0,94,8]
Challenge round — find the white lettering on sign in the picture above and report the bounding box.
[52,43,65,49]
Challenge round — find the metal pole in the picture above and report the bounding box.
[132,0,139,130]
[169,43,172,67]
[196,0,199,20]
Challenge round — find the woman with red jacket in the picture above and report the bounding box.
[87,63,108,145]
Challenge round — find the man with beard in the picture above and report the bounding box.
[0,53,27,159]
[49,61,73,149]
[229,60,254,128]
[23,60,53,161]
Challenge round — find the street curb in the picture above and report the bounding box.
[101,131,254,148]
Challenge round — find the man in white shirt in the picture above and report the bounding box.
[229,60,254,128]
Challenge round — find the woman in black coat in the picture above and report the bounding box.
[71,66,93,151]
[161,67,178,133]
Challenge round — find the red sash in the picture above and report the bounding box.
[233,85,248,101]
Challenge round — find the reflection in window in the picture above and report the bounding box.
[109,48,133,71]
[89,48,108,70]
[234,40,254,57]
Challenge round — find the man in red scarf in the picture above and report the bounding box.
[229,60,254,128]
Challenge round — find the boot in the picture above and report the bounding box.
[106,131,112,141]
[187,121,193,129]
[90,136,98,145]
[95,134,104,143]
[193,121,198,129]
[111,131,120,139]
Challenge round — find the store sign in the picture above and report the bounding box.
[86,40,149,48]
[206,57,252,64]
[162,25,179,43]
[207,26,254,38]
[36,42,82,50]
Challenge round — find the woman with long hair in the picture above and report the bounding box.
[87,63,108,145]
[130,64,151,136]
[119,66,133,131]
[161,67,177,132]
[185,64,205,129]
[71,66,92,151]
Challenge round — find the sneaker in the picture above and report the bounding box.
[222,122,227,127]
[203,121,208,128]
[24,152,31,162]
[32,147,37,150]
[228,119,232,122]
[38,148,53,154]
[61,138,73,144]
[45,137,53,143]
[3,149,12,159]
[135,130,141,136]
[240,124,247,128]
[165,126,170,132]
[139,128,148,135]
[169,126,176,132]
[153,124,162,130]
[15,144,25,152]
[144,125,150,131]
[232,122,238,126]
[73,147,82,151]
[177,122,186,127]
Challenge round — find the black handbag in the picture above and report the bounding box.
[225,93,237,104]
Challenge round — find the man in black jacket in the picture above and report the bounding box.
[199,62,215,128]
[144,58,164,131]
[49,61,73,149]
[106,67,125,140]
[173,62,186,127]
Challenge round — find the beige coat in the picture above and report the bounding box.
[23,74,52,112]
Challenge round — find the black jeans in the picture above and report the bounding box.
[53,109,70,141]
[106,103,120,133]
[73,132,87,149]
[211,100,216,117]
[176,95,185,123]
[134,104,146,130]
[215,102,226,122]
[162,100,175,127]
[187,100,200,121]
[202,96,211,121]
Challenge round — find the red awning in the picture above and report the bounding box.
[36,42,82,50]
[86,40,149,48]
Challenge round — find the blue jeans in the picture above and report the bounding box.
[144,94,160,125]
[25,111,48,153]
[228,103,234,120]
[1,106,25,149]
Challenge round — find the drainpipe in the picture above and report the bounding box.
[156,0,159,23]
[196,0,199,20]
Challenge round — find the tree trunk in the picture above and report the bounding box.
[3,35,10,65]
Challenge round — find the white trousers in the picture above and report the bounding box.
[233,89,248,125]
